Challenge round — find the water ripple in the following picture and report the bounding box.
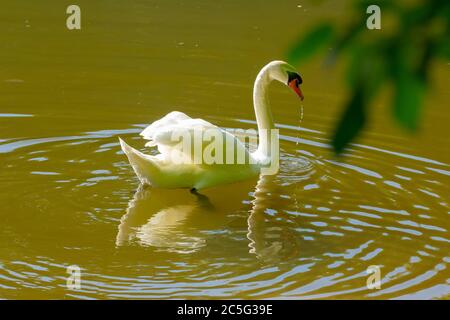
[0,121,449,299]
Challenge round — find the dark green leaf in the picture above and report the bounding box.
[417,39,434,82]
[345,44,364,87]
[393,72,425,131]
[332,87,366,154]
[436,36,450,59]
[333,21,364,53]
[287,23,334,64]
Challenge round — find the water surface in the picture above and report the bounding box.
[0,0,449,299]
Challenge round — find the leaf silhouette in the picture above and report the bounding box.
[332,86,366,154]
[287,23,334,64]
[393,72,425,131]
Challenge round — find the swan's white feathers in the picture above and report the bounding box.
[119,60,299,189]
[140,112,217,150]
[138,111,248,164]
[119,111,257,189]
[140,111,191,142]
[144,116,250,164]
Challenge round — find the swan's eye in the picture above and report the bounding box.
[287,71,303,86]
[287,71,304,100]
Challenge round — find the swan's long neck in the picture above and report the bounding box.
[253,65,275,158]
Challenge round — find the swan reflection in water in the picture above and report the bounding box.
[116,181,255,253]
[117,184,211,253]
[117,168,313,259]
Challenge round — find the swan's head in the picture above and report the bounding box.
[266,60,304,101]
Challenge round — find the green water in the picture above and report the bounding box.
[0,0,449,299]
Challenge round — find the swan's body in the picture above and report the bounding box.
[120,60,304,190]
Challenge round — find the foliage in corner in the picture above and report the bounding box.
[287,0,450,154]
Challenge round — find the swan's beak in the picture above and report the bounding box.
[289,79,304,101]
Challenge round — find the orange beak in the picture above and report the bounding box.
[289,79,304,101]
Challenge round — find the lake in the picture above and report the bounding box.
[0,0,449,299]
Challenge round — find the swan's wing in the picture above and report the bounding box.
[140,111,191,147]
[149,118,251,164]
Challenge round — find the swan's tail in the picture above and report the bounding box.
[119,137,161,186]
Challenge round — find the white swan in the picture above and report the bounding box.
[119,60,304,190]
